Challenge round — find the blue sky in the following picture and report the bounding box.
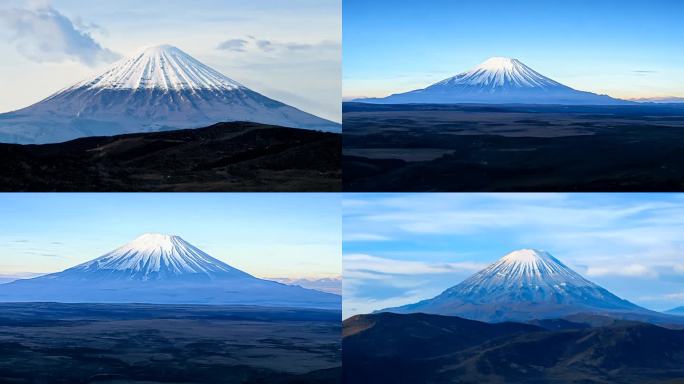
[0,193,341,280]
[0,0,340,121]
[343,0,684,100]
[344,193,684,318]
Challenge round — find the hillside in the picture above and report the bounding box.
[343,312,684,384]
[0,122,341,191]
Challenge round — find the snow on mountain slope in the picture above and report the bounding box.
[432,57,564,89]
[67,45,244,92]
[62,233,250,281]
[383,249,647,322]
[0,45,340,144]
[0,234,340,309]
[357,57,630,105]
[441,249,631,304]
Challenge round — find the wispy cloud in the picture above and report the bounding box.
[345,233,391,242]
[217,35,340,54]
[0,2,120,66]
[217,38,248,52]
[343,252,484,318]
[585,263,658,278]
[665,292,684,301]
[345,253,485,277]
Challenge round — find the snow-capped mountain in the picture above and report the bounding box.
[383,249,648,322]
[60,233,250,281]
[0,45,340,144]
[0,233,340,309]
[357,57,629,105]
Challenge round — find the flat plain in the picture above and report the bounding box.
[0,303,341,384]
[343,103,684,191]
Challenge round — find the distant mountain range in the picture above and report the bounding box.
[356,57,632,105]
[0,273,42,284]
[270,276,342,295]
[0,45,340,144]
[0,233,340,309]
[383,249,680,324]
[668,306,684,315]
[630,96,684,103]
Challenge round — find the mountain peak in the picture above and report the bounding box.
[64,233,251,281]
[0,42,339,144]
[125,233,182,252]
[438,57,564,89]
[385,249,642,322]
[500,248,553,264]
[458,249,591,290]
[475,56,521,71]
[137,44,180,54]
[71,44,244,92]
[357,56,628,106]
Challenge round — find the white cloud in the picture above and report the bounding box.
[343,290,428,319]
[585,263,659,278]
[360,200,676,236]
[665,292,684,301]
[344,233,390,242]
[217,36,340,54]
[216,38,248,52]
[342,253,487,318]
[345,253,485,276]
[0,2,119,66]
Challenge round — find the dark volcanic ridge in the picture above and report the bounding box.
[0,121,341,192]
[343,312,684,384]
